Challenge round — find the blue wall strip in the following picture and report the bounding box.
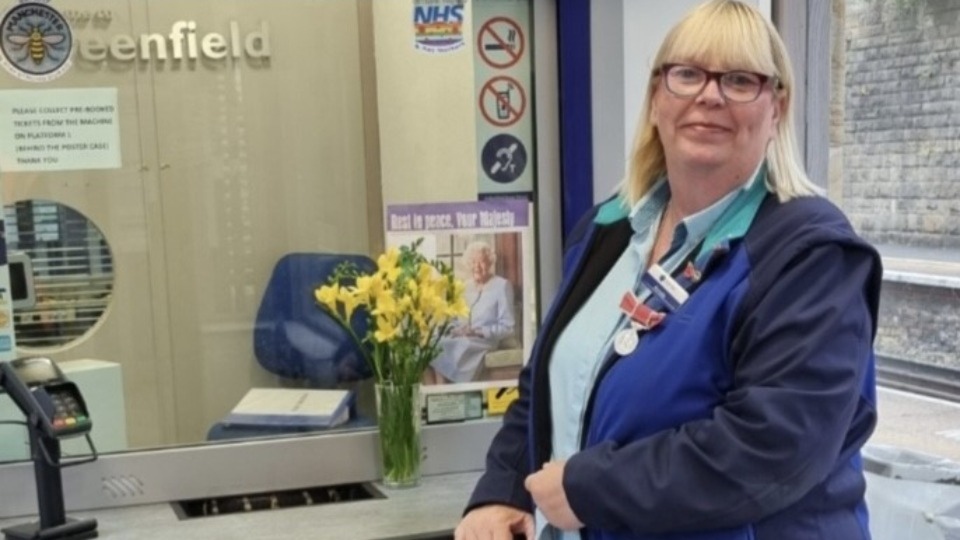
[557,0,593,242]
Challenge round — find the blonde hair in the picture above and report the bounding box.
[622,0,819,205]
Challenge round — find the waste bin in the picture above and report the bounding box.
[864,443,960,539]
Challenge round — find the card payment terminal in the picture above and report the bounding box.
[1,357,92,438]
[0,357,98,540]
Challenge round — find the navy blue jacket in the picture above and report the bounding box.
[466,192,883,540]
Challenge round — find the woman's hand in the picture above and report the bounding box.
[455,504,535,540]
[452,325,483,338]
[525,461,584,531]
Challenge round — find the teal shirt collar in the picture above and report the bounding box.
[596,162,768,241]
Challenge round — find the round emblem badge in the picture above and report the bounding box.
[613,327,639,356]
[0,1,73,83]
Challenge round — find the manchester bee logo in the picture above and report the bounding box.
[0,2,73,82]
[7,26,67,64]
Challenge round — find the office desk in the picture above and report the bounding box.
[0,472,479,539]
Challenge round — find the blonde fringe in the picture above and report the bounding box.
[620,0,820,206]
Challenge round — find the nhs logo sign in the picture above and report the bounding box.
[413,0,466,54]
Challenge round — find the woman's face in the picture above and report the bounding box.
[469,253,492,283]
[650,62,784,178]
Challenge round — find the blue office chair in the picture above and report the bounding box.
[252,253,376,387]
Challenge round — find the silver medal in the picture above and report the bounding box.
[613,327,639,356]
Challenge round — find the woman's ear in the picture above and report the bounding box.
[649,86,661,126]
[771,91,786,126]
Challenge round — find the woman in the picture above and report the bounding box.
[456,1,881,539]
[426,240,516,384]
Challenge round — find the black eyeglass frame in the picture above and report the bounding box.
[658,63,780,103]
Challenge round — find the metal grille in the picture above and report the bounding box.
[4,200,113,348]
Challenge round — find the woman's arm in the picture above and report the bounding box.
[465,356,534,511]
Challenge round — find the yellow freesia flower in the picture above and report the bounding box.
[410,310,426,332]
[338,287,361,321]
[377,249,399,273]
[312,241,468,384]
[354,275,374,303]
[374,315,400,343]
[372,288,398,316]
[450,296,469,318]
[417,283,439,309]
[385,265,403,283]
[417,262,434,283]
[397,294,415,313]
[315,285,340,314]
[451,278,466,299]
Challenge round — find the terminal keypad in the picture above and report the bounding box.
[49,388,88,430]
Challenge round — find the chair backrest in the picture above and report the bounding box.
[253,253,376,387]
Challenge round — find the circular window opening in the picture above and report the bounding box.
[3,200,114,349]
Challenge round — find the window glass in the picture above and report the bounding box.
[834,0,959,415]
[0,0,539,461]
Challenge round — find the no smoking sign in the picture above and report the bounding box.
[477,16,525,69]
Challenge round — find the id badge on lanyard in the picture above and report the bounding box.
[615,250,714,356]
[641,263,689,312]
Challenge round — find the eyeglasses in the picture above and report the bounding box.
[659,63,777,103]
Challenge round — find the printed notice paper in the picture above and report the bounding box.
[0,87,121,172]
[225,388,353,428]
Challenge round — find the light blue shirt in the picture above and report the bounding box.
[536,168,761,540]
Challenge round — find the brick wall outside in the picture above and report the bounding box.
[844,0,960,249]
[842,0,959,368]
[876,281,960,366]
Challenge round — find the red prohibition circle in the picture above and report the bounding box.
[477,16,525,69]
[478,75,526,127]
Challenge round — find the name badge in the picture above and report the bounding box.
[641,264,689,311]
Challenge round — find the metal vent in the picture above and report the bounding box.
[101,474,146,499]
[172,483,383,520]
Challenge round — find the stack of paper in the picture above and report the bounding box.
[225,388,353,428]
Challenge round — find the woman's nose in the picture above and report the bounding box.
[696,78,725,105]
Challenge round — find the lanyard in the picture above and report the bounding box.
[615,242,719,355]
[615,174,769,355]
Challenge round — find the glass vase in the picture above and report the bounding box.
[374,381,422,488]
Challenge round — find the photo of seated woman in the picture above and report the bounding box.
[423,237,521,385]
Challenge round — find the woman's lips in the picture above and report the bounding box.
[684,122,730,132]
[681,123,733,140]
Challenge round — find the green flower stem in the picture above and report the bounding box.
[329,310,382,381]
[376,381,421,488]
